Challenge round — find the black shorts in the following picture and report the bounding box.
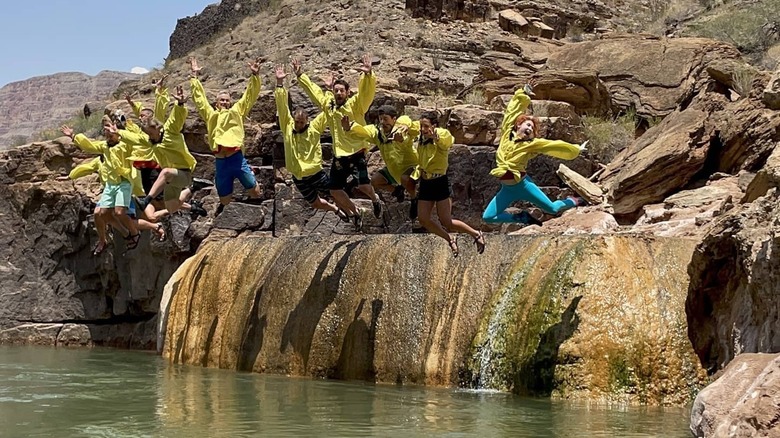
[418,175,451,202]
[139,167,164,201]
[293,170,331,204]
[329,151,370,190]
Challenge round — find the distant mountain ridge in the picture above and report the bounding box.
[0,70,137,149]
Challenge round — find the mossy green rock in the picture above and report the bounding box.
[160,234,706,405]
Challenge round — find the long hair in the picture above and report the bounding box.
[514,114,539,138]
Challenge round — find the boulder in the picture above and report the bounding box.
[599,106,712,216]
[690,353,780,438]
[545,35,743,118]
[686,189,780,371]
[498,10,530,36]
[444,105,502,145]
[764,67,780,110]
[556,164,604,205]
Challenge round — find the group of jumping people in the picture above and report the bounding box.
[61,54,588,258]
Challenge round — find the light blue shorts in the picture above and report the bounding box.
[98,180,132,208]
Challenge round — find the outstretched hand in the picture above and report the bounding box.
[290,58,302,77]
[124,92,134,106]
[323,71,335,90]
[341,115,352,131]
[523,78,537,97]
[154,73,169,90]
[60,125,75,139]
[358,53,373,74]
[189,57,202,77]
[103,123,118,135]
[173,85,187,104]
[579,140,589,152]
[248,57,262,76]
[274,64,287,85]
[393,124,409,142]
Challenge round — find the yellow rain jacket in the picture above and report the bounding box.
[349,116,419,183]
[126,87,170,162]
[298,72,376,158]
[412,127,455,180]
[490,88,581,183]
[121,104,196,171]
[68,157,144,196]
[275,87,327,180]
[190,74,261,152]
[72,134,135,185]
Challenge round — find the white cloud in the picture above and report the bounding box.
[130,67,150,74]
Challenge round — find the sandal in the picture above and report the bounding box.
[448,237,459,258]
[154,223,166,242]
[124,232,141,251]
[474,231,486,254]
[92,240,108,256]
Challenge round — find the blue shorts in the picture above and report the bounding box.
[215,151,257,197]
[98,180,132,208]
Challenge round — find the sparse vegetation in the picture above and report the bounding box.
[686,0,780,61]
[732,65,757,98]
[583,110,637,164]
[463,89,486,106]
[35,112,105,142]
[8,135,29,147]
[427,91,456,109]
[566,24,585,42]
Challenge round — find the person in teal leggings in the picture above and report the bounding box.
[482,82,588,225]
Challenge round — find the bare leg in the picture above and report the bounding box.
[311,197,339,213]
[358,183,380,202]
[371,172,393,195]
[247,183,262,198]
[136,218,165,240]
[401,175,417,199]
[330,190,358,216]
[436,198,480,238]
[147,169,174,199]
[416,200,451,242]
[113,207,139,236]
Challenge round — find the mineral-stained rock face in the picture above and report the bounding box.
[0,71,136,148]
[686,189,780,371]
[161,234,706,405]
[690,353,780,438]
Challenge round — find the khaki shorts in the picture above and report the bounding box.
[163,169,192,202]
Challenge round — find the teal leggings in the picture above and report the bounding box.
[482,177,576,223]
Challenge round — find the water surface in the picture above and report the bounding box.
[0,346,691,437]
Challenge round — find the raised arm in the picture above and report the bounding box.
[236,58,262,118]
[164,86,188,135]
[354,53,377,115]
[501,82,535,133]
[310,112,328,136]
[118,129,149,147]
[345,119,379,143]
[153,74,170,121]
[273,65,292,131]
[434,128,454,151]
[189,57,215,122]
[61,124,109,155]
[68,157,101,180]
[126,93,143,117]
[292,58,330,112]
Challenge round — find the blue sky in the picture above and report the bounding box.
[0,0,217,87]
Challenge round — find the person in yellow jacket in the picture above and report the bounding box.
[273,64,352,224]
[482,82,588,225]
[59,157,165,251]
[342,105,420,220]
[124,74,169,196]
[412,112,485,257]
[189,56,262,210]
[116,86,197,217]
[59,124,142,253]
[292,54,384,221]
